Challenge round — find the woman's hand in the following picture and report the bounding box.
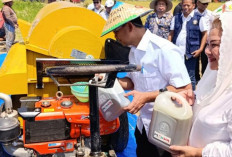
[170,145,203,157]
[172,89,195,106]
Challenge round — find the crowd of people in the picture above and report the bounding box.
[88,0,214,91]
[1,1,231,156]
[101,0,232,157]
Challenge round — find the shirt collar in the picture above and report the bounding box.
[181,10,195,18]
[136,29,152,52]
[152,12,169,18]
[195,8,208,16]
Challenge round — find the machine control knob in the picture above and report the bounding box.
[61,101,73,108]
[41,101,51,107]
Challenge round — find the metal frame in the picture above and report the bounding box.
[35,58,141,156]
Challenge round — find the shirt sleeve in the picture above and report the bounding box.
[170,17,175,31]
[202,110,232,156]
[2,6,17,26]
[158,44,191,88]
[199,16,208,32]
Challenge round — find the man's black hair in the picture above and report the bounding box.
[130,17,144,28]
[182,0,195,4]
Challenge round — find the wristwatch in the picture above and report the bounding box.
[159,87,168,93]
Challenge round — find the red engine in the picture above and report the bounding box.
[22,95,120,155]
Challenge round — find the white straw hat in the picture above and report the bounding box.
[199,0,211,3]
[101,1,152,36]
[149,0,173,12]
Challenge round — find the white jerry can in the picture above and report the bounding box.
[98,78,130,121]
[148,91,193,153]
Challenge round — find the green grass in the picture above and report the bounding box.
[0,0,44,22]
[1,0,223,23]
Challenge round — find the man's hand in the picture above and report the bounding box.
[123,90,154,114]
[191,49,202,58]
[170,145,203,157]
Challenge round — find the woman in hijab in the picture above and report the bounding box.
[169,2,232,156]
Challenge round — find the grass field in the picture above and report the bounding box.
[4,0,221,42]
[0,0,223,23]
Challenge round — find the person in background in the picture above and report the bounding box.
[173,1,182,16]
[88,0,105,14]
[100,0,115,20]
[87,1,104,11]
[173,0,197,16]
[145,0,173,39]
[168,0,208,90]
[0,28,5,41]
[101,2,191,157]
[2,0,18,52]
[194,0,214,84]
[170,3,232,156]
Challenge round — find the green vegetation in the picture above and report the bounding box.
[1,0,223,23]
[0,0,44,22]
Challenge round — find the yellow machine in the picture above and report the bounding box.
[0,3,133,156]
[0,1,114,98]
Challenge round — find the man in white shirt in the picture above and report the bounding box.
[168,0,208,90]
[100,0,115,20]
[88,0,105,14]
[194,0,213,83]
[101,2,191,157]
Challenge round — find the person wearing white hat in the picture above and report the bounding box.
[194,0,214,84]
[100,0,115,20]
[102,1,191,157]
[2,0,18,52]
[170,3,232,156]
[145,0,173,39]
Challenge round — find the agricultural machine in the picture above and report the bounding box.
[0,2,135,157]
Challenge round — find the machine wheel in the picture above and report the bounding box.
[0,144,13,157]
[110,112,129,152]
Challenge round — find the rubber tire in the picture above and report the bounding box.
[110,112,129,152]
[0,144,13,157]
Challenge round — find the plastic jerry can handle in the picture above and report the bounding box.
[163,91,189,108]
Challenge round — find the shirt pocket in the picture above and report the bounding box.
[143,72,160,91]
[131,71,160,92]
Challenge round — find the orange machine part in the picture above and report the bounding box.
[23,95,120,155]
[24,139,77,155]
[33,95,120,137]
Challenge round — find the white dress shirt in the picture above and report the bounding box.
[100,11,109,20]
[127,30,191,135]
[87,3,104,10]
[170,11,208,57]
[195,8,214,35]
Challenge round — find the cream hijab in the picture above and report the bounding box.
[193,3,232,120]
